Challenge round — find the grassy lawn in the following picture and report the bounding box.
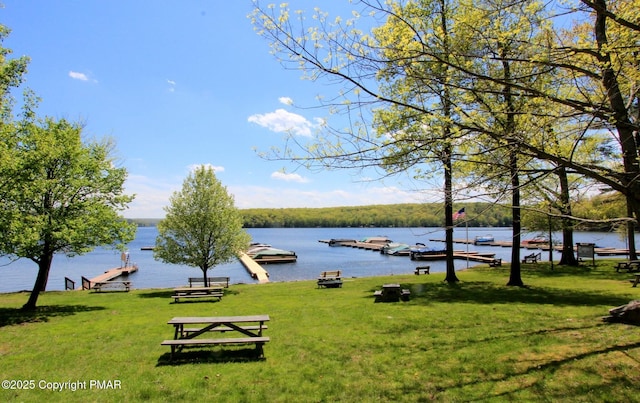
[1,260,639,402]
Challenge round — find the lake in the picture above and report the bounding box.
[0,227,632,293]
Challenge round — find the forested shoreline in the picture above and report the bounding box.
[132,195,626,230]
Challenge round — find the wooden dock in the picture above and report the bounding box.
[429,238,628,255]
[238,253,270,283]
[88,265,138,284]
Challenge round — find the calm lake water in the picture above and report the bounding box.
[0,227,633,293]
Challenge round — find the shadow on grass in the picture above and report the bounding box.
[369,280,630,307]
[481,261,634,282]
[0,305,106,328]
[438,338,640,401]
[156,347,266,366]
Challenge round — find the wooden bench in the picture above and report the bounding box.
[172,287,223,302]
[414,266,430,275]
[522,253,541,264]
[630,273,640,288]
[188,276,230,288]
[488,258,502,267]
[161,337,270,359]
[616,261,640,273]
[317,270,343,288]
[93,281,131,292]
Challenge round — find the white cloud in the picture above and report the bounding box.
[270,171,309,183]
[167,79,176,92]
[187,164,225,173]
[247,108,314,137]
[69,71,89,81]
[279,96,293,105]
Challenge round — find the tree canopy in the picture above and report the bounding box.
[154,166,251,284]
[0,116,136,310]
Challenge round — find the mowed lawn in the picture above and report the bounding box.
[1,261,639,402]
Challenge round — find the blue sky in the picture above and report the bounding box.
[3,1,434,218]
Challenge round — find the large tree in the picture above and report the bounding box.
[154,165,250,285]
[0,116,136,310]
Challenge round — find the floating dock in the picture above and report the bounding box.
[238,253,270,283]
[429,238,629,256]
[86,265,138,287]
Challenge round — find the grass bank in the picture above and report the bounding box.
[1,261,639,402]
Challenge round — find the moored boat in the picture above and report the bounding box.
[381,242,411,256]
[409,244,447,260]
[473,235,495,245]
[247,243,297,264]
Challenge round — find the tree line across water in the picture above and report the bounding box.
[132,193,626,230]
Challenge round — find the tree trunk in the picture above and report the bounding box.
[22,253,53,311]
[557,166,579,265]
[202,268,209,287]
[443,144,459,283]
[592,0,640,243]
[508,148,524,286]
[626,199,637,261]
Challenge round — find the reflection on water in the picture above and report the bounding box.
[0,227,631,293]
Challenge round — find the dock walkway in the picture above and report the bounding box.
[88,265,138,284]
[239,253,270,283]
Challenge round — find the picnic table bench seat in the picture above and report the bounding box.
[317,270,343,288]
[172,287,224,302]
[488,258,502,267]
[161,337,270,358]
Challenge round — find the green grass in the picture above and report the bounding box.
[1,261,639,402]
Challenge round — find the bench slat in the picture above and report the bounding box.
[161,337,270,346]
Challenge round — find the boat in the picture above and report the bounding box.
[522,236,549,245]
[247,243,297,264]
[473,235,495,245]
[360,236,393,244]
[380,242,411,256]
[409,244,447,260]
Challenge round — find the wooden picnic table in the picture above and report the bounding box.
[632,273,640,288]
[374,284,410,302]
[161,315,270,360]
[616,260,640,273]
[171,286,223,302]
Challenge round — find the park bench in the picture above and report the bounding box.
[188,276,230,288]
[488,258,502,267]
[317,270,343,288]
[92,281,131,292]
[414,266,430,275]
[522,253,541,264]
